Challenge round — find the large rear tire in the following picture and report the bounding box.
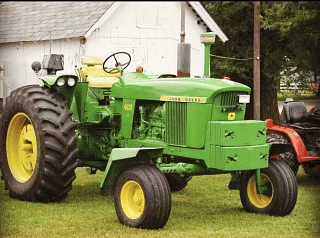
[267,133,299,175]
[165,174,192,192]
[240,160,297,216]
[114,164,171,229]
[0,85,78,202]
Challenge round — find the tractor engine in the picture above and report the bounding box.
[132,102,165,141]
[77,125,118,165]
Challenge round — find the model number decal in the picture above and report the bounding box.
[124,103,133,110]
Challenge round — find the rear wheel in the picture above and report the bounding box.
[0,85,78,202]
[267,133,299,175]
[114,164,171,229]
[6,113,38,183]
[165,174,192,192]
[240,160,297,216]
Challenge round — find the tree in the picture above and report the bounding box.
[202,2,320,122]
[262,1,320,98]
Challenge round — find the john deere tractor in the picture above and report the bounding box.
[0,33,297,229]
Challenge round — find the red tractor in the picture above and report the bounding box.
[266,98,320,176]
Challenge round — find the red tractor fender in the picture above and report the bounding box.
[266,119,320,163]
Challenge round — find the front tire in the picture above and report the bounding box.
[114,164,171,229]
[0,85,78,202]
[240,160,297,216]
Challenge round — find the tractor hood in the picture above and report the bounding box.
[111,72,251,103]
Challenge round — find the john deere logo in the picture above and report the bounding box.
[160,96,207,103]
[228,112,235,120]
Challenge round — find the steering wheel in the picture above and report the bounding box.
[158,74,177,79]
[103,52,131,74]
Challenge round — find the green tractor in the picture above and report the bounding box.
[0,33,297,229]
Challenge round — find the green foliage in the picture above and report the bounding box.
[202,1,320,121]
[204,2,254,81]
[262,2,316,36]
[263,2,320,79]
[204,1,320,81]
[277,91,317,101]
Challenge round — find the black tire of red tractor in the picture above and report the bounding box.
[267,133,299,175]
[302,162,320,177]
[114,164,171,229]
[0,85,78,202]
[165,174,192,192]
[240,159,297,216]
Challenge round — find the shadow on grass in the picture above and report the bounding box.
[296,173,320,187]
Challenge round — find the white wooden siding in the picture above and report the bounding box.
[0,2,210,99]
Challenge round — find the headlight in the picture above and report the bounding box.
[238,94,250,104]
[57,78,66,86]
[67,77,76,87]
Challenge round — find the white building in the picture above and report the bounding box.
[0,1,228,106]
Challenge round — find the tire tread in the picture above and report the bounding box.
[0,85,78,202]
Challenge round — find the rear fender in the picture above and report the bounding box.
[266,118,313,162]
[40,75,79,107]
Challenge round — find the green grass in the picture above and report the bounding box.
[1,167,320,238]
[277,91,318,101]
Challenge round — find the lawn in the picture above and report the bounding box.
[277,91,318,101]
[1,167,320,238]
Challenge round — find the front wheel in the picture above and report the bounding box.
[114,164,171,229]
[240,160,297,216]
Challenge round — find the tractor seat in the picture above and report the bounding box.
[282,101,320,130]
[76,56,121,88]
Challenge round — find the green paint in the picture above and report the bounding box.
[100,148,163,195]
[119,99,136,139]
[200,32,216,76]
[39,34,272,194]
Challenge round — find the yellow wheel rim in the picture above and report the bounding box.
[247,174,273,208]
[6,113,38,183]
[120,180,145,219]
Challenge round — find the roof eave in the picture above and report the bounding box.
[188,1,228,42]
[84,2,122,39]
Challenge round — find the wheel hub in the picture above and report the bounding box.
[6,113,38,183]
[120,180,145,219]
[247,174,273,208]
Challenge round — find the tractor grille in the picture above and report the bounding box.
[221,91,244,106]
[165,102,187,146]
